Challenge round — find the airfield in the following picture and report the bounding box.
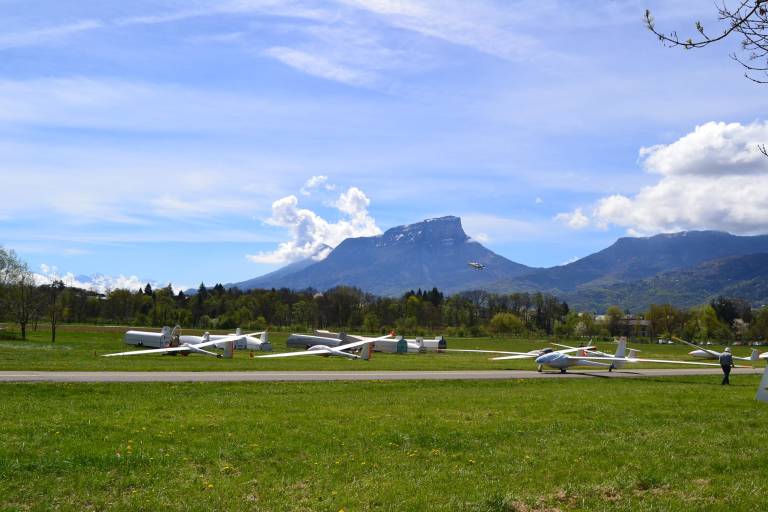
[0,368,763,382]
[2,325,768,511]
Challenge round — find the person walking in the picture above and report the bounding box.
[719,347,735,385]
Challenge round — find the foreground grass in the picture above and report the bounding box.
[1,376,767,511]
[0,325,755,372]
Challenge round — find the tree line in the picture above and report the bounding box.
[3,246,767,343]
[553,298,768,343]
[0,246,569,340]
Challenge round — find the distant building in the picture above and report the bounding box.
[621,315,650,338]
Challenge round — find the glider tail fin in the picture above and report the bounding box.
[360,341,373,361]
[223,340,234,359]
[614,337,627,358]
[756,365,768,403]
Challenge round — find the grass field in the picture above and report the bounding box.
[2,376,767,511]
[0,324,760,372]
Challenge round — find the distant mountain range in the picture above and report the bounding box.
[228,216,768,312]
[562,252,768,311]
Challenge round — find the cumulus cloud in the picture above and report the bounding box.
[247,186,381,264]
[554,208,589,229]
[34,264,186,294]
[300,175,336,196]
[592,121,768,234]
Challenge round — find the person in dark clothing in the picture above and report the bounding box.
[719,347,734,385]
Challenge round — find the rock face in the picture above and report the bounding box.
[230,216,534,296]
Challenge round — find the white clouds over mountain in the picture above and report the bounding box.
[247,185,381,264]
[554,208,589,230]
[557,121,768,235]
[34,264,186,294]
[593,121,768,234]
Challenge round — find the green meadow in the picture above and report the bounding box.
[0,324,759,372]
[1,376,767,511]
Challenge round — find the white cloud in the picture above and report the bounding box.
[554,208,589,230]
[115,1,332,26]
[461,213,543,243]
[300,175,335,196]
[639,121,768,177]
[535,197,543,204]
[270,54,350,87]
[34,264,186,294]
[338,0,537,60]
[0,20,103,50]
[593,121,768,235]
[263,46,375,86]
[247,186,381,264]
[334,186,370,216]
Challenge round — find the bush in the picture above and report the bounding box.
[489,313,526,337]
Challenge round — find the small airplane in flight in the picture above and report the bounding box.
[257,335,393,360]
[673,337,760,362]
[103,331,265,358]
[467,261,486,270]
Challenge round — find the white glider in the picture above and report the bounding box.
[757,365,768,403]
[673,337,760,362]
[444,340,728,373]
[257,335,391,360]
[442,345,598,360]
[103,331,262,358]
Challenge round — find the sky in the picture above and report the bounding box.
[2,0,768,293]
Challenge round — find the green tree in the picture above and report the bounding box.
[605,306,624,337]
[1,250,39,339]
[41,280,65,343]
[748,307,768,340]
[489,312,525,337]
[362,312,380,333]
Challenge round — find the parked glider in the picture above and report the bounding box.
[756,365,768,403]
[673,337,760,362]
[552,338,638,359]
[287,330,445,353]
[103,331,264,358]
[445,340,726,373]
[257,335,392,360]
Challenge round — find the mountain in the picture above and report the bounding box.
[231,219,768,310]
[511,230,768,292]
[230,216,534,296]
[227,244,331,291]
[564,253,768,312]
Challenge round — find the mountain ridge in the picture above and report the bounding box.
[228,216,768,310]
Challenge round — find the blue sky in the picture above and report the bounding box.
[2,0,768,292]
